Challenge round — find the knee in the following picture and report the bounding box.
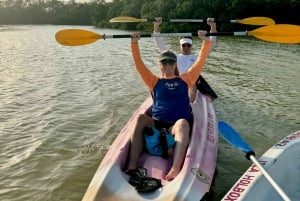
[172,119,190,143]
[176,119,190,130]
[136,114,149,124]
[132,114,153,137]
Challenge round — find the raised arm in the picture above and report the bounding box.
[153,17,168,51]
[131,32,158,90]
[207,17,217,49]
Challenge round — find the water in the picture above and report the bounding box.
[0,25,299,201]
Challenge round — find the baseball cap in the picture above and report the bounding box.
[159,50,177,62]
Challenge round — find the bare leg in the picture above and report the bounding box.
[165,119,190,181]
[126,114,154,171]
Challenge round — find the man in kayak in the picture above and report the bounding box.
[154,17,218,101]
[127,30,212,181]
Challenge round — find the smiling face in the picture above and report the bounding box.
[160,59,178,77]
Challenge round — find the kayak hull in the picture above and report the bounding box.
[221,130,300,201]
[82,91,218,201]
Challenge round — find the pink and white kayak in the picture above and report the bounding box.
[221,130,300,201]
[82,91,218,201]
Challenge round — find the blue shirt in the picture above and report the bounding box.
[152,77,190,123]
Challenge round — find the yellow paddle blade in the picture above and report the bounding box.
[109,16,146,23]
[248,24,300,44]
[55,29,103,46]
[237,17,275,25]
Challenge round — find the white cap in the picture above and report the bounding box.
[180,38,193,45]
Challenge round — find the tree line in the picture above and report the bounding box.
[0,0,299,32]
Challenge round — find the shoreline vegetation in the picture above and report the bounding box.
[0,0,299,32]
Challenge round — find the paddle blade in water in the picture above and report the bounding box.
[55,29,102,46]
[218,121,253,154]
[248,24,300,44]
[237,17,275,25]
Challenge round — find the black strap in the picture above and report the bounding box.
[160,128,169,159]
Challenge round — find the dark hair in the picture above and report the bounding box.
[175,66,179,76]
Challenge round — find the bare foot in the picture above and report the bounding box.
[165,167,180,181]
[124,166,136,175]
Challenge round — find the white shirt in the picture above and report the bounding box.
[154,33,216,74]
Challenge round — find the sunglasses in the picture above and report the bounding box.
[160,59,176,66]
[182,43,191,48]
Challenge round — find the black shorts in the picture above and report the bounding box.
[153,120,174,131]
[153,116,193,134]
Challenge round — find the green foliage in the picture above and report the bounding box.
[0,0,299,31]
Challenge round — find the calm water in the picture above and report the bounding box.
[0,25,299,201]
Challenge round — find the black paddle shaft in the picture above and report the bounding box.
[102,32,240,39]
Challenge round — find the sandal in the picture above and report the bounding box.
[128,167,147,187]
[135,177,162,193]
[127,167,162,193]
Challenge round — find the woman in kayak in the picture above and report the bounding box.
[127,30,212,181]
[154,17,218,101]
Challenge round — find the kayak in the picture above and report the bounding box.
[221,130,300,201]
[82,91,218,201]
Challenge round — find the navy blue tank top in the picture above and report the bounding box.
[152,77,190,123]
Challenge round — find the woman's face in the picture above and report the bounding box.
[160,59,177,77]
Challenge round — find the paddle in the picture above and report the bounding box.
[109,16,275,26]
[218,121,291,201]
[55,24,300,46]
